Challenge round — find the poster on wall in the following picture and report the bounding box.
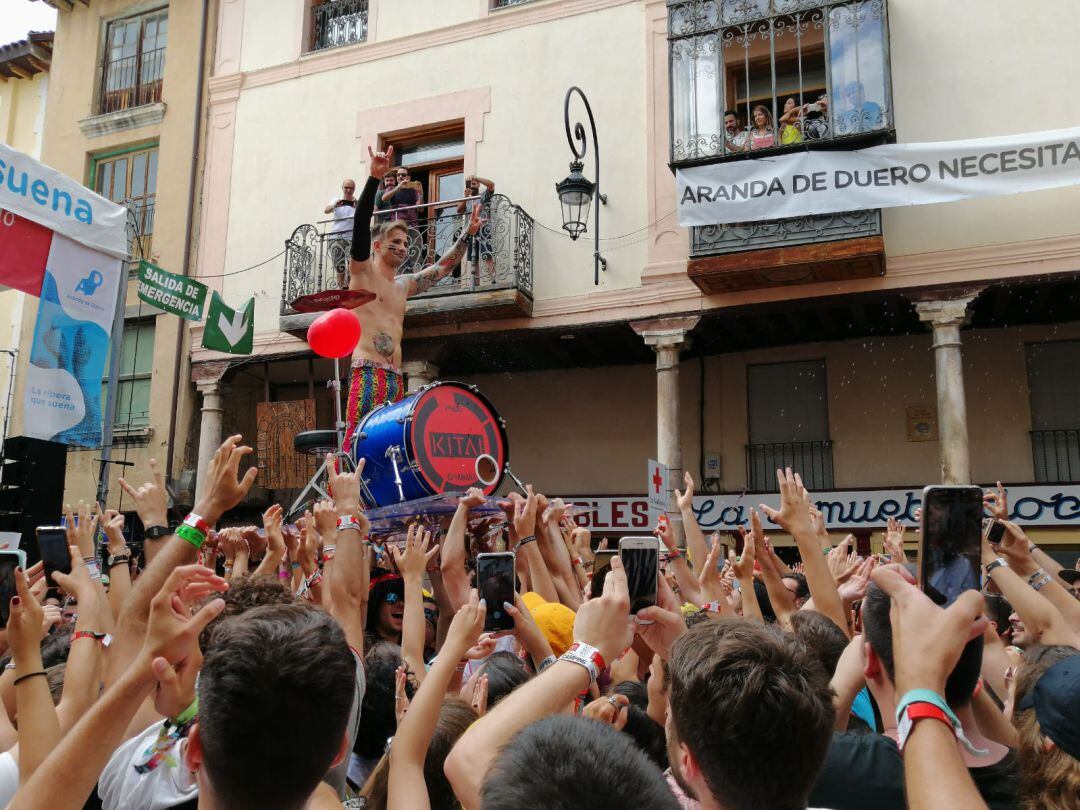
[0,143,127,448]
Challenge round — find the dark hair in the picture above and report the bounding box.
[724,109,739,119]
[789,611,849,678]
[39,622,74,668]
[784,573,810,601]
[611,679,649,710]
[862,583,983,707]
[753,578,778,623]
[668,619,833,810]
[478,651,530,708]
[361,698,477,810]
[608,679,667,767]
[365,576,405,639]
[354,642,413,760]
[480,715,680,810]
[199,574,296,650]
[46,661,66,705]
[197,604,355,810]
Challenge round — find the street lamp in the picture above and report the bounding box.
[556,86,607,285]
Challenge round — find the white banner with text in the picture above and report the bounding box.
[564,486,1080,533]
[676,126,1080,226]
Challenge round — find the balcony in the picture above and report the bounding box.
[747,440,834,492]
[310,0,369,52]
[687,209,884,293]
[280,193,534,333]
[1031,429,1080,483]
[99,46,165,115]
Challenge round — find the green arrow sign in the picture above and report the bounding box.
[137,260,208,321]
[202,291,254,355]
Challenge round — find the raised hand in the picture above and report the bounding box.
[674,471,694,512]
[8,567,45,659]
[731,523,757,583]
[263,504,286,553]
[570,527,594,564]
[118,458,169,530]
[698,534,725,601]
[513,485,538,539]
[152,641,202,720]
[869,565,986,695]
[837,556,877,604]
[368,144,394,180]
[193,435,259,527]
[583,693,629,731]
[392,523,439,580]
[460,487,487,510]
[141,564,228,666]
[654,516,677,552]
[326,455,367,531]
[543,497,568,525]
[573,557,634,664]
[445,589,487,656]
[52,545,96,603]
[102,510,127,555]
[884,518,906,563]
[64,504,99,559]
[983,481,1008,522]
[827,535,854,580]
[759,468,814,538]
[394,664,411,726]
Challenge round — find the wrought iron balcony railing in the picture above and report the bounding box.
[281,193,534,316]
[99,46,166,114]
[691,208,881,258]
[747,440,834,492]
[311,0,369,52]
[492,0,536,7]
[1031,429,1080,483]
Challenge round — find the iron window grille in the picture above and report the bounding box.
[311,0,369,52]
[99,11,167,115]
[667,0,894,165]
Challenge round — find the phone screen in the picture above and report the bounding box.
[37,527,71,587]
[477,552,516,633]
[986,521,1006,547]
[620,537,659,615]
[0,551,24,628]
[920,486,982,607]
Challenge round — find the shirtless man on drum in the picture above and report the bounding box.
[343,146,485,446]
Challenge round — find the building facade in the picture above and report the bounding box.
[0,31,53,454]
[10,0,215,512]
[189,0,1079,554]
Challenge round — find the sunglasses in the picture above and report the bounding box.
[384,591,401,605]
[424,607,437,622]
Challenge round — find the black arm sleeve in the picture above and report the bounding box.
[350,176,381,262]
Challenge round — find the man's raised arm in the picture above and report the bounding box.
[349,145,393,279]
[402,204,485,296]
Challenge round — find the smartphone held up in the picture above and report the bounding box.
[0,550,26,627]
[476,551,516,633]
[36,526,71,588]
[619,536,659,617]
[919,485,982,607]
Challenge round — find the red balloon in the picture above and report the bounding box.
[307,307,361,358]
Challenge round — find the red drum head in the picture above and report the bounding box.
[408,383,507,495]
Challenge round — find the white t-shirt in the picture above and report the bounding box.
[0,751,19,808]
[328,196,357,235]
[98,721,197,810]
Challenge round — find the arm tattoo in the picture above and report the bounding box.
[409,229,472,294]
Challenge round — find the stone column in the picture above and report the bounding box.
[192,362,231,503]
[401,360,439,393]
[914,294,980,485]
[632,316,700,545]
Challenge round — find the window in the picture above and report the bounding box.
[99,10,167,115]
[667,0,892,164]
[310,0,369,52]
[94,145,158,258]
[104,321,155,430]
[746,359,833,490]
[1027,341,1080,482]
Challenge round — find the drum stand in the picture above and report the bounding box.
[288,356,354,519]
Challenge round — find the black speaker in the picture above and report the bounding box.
[0,436,67,562]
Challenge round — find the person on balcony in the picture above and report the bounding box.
[779,97,806,145]
[324,178,357,289]
[723,109,749,153]
[374,170,396,221]
[750,105,776,150]
[342,146,486,448]
[456,175,496,288]
[837,81,882,135]
[382,167,423,229]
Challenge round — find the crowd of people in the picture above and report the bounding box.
[0,436,1077,809]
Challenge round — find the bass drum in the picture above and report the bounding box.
[351,381,508,508]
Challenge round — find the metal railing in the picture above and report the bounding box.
[99,46,166,115]
[691,208,880,257]
[746,440,834,492]
[1031,429,1080,483]
[311,0,369,52]
[281,193,534,315]
[493,0,536,7]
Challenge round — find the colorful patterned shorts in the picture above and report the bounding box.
[344,359,404,448]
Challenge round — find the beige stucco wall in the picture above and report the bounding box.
[446,322,1080,496]
[0,68,49,454]
[9,0,209,508]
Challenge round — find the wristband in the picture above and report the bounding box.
[559,641,606,684]
[144,524,171,540]
[896,702,954,752]
[106,549,132,568]
[72,630,112,647]
[306,569,324,588]
[572,556,583,567]
[1027,568,1048,585]
[1028,543,1038,552]
[667,548,683,561]
[278,570,290,579]
[895,689,986,755]
[13,671,47,687]
[175,524,206,550]
[700,601,722,613]
[171,696,199,727]
[536,654,557,673]
[337,516,363,534]
[3,662,14,671]
[184,514,211,535]
[84,559,102,581]
[984,558,1008,575]
[1030,572,1052,591]
[517,535,536,548]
